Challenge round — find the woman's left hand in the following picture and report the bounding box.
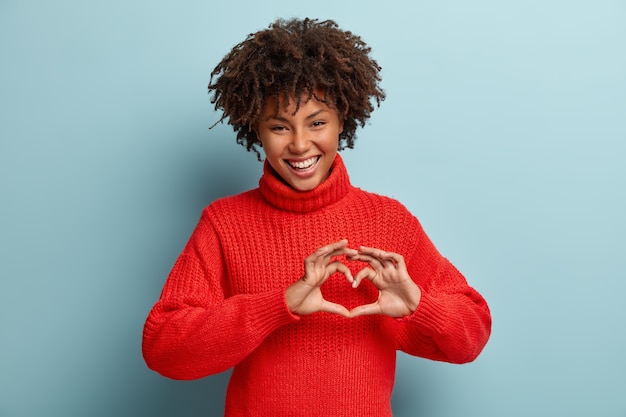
[347,246,421,318]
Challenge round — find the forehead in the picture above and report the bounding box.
[262,89,332,116]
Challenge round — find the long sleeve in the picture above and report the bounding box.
[142,212,299,380]
[395,218,491,364]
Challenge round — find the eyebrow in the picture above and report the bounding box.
[263,109,328,122]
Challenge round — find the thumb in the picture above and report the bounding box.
[320,300,350,318]
[349,302,381,318]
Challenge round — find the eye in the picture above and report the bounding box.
[311,120,326,128]
[270,125,287,132]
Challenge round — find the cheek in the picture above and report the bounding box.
[324,131,341,150]
[259,138,286,160]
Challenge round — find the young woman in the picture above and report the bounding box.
[142,17,491,417]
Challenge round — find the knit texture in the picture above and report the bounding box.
[142,154,491,417]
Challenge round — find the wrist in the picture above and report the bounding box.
[284,279,306,314]
[405,283,422,313]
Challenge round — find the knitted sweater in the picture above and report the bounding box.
[142,154,491,417]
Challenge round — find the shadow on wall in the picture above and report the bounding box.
[145,371,232,416]
[391,355,441,417]
[130,133,259,417]
[188,140,262,209]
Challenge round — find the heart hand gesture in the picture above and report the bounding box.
[285,241,421,319]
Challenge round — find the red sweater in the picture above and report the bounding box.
[142,154,491,416]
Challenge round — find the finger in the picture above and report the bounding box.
[347,252,384,270]
[352,266,376,288]
[349,302,382,318]
[306,240,346,264]
[320,300,350,318]
[358,245,383,254]
[392,253,407,270]
[358,246,402,268]
[324,261,354,285]
[320,239,349,254]
[312,240,357,262]
[327,245,358,260]
[304,240,347,271]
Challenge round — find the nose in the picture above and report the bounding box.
[288,129,310,155]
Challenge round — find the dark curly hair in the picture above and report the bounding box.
[208,18,385,158]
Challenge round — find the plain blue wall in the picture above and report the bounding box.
[1,0,625,416]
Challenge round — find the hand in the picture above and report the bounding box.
[347,246,421,318]
[285,239,358,317]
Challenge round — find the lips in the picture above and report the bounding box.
[286,156,320,171]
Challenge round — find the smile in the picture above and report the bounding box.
[287,156,320,171]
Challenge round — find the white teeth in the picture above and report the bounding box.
[288,157,318,169]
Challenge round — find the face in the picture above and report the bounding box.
[255,93,343,191]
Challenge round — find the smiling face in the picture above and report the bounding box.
[255,93,344,191]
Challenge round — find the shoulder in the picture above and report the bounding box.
[348,187,423,233]
[201,188,263,220]
[351,187,414,217]
[347,187,428,255]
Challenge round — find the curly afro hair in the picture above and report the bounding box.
[208,17,385,158]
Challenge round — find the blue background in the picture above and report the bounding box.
[1,0,625,416]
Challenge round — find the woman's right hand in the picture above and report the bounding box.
[285,239,357,317]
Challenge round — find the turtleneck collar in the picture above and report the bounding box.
[259,153,352,212]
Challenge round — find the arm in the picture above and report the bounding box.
[142,213,298,380]
[395,219,491,364]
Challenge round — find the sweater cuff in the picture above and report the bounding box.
[398,291,449,337]
[247,288,300,333]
